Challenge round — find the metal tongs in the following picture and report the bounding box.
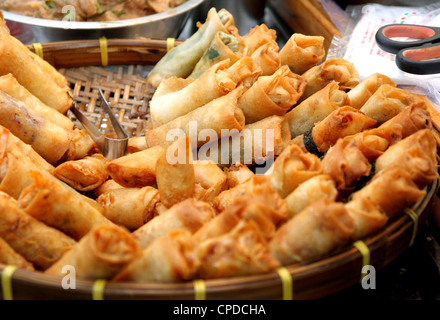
[70,89,128,160]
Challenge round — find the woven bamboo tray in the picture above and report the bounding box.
[0,39,438,300]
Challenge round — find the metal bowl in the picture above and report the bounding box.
[1,0,206,44]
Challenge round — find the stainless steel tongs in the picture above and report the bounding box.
[70,89,128,160]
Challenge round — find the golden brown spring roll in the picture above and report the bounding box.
[155,136,196,208]
[0,237,35,271]
[113,229,200,283]
[360,85,425,124]
[344,197,389,240]
[193,160,228,202]
[300,58,360,101]
[269,143,322,198]
[379,101,433,138]
[45,224,142,280]
[321,138,371,190]
[132,198,216,249]
[0,90,73,164]
[197,219,280,279]
[351,167,426,219]
[0,152,36,200]
[242,24,277,57]
[223,162,255,188]
[97,186,161,231]
[270,198,354,265]
[146,87,245,149]
[227,57,262,90]
[70,128,98,160]
[127,136,148,154]
[285,174,338,218]
[53,153,109,192]
[0,16,73,113]
[150,59,237,127]
[0,191,76,270]
[106,145,165,188]
[347,73,396,109]
[0,73,74,130]
[93,179,124,198]
[18,170,113,241]
[280,33,325,75]
[285,81,350,138]
[238,66,307,123]
[249,41,281,76]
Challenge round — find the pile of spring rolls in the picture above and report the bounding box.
[0,8,439,286]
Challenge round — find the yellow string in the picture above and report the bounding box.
[193,279,206,300]
[92,279,106,300]
[167,38,175,52]
[353,240,370,282]
[99,37,109,67]
[276,267,293,300]
[32,43,44,59]
[1,265,17,300]
[404,208,418,247]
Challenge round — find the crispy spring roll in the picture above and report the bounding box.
[54,153,109,192]
[132,198,216,249]
[70,128,98,160]
[279,33,325,75]
[285,81,350,138]
[150,59,237,127]
[351,167,426,219]
[113,229,200,283]
[197,219,280,279]
[223,162,255,188]
[146,87,245,149]
[45,224,142,280]
[97,186,161,231]
[285,174,338,218]
[321,138,371,190]
[360,85,425,124]
[0,73,74,130]
[300,58,360,101]
[147,8,237,87]
[249,41,281,76]
[189,31,244,79]
[227,57,262,90]
[155,136,195,208]
[269,144,322,198]
[93,179,124,198]
[127,136,148,154]
[0,153,37,200]
[0,191,76,270]
[347,73,396,109]
[0,90,73,164]
[193,160,228,202]
[106,145,165,188]
[345,198,389,240]
[0,237,35,271]
[242,24,277,57]
[18,171,113,241]
[238,66,307,123]
[0,15,72,113]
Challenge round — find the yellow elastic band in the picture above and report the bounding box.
[276,267,293,300]
[32,43,44,59]
[99,37,109,67]
[404,208,418,247]
[193,279,206,300]
[1,265,17,300]
[92,279,106,300]
[167,38,175,52]
[353,240,370,282]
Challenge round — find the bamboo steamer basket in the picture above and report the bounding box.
[0,39,438,300]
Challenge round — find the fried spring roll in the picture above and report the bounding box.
[0,191,76,270]
[45,224,143,280]
[347,73,396,109]
[223,162,255,188]
[0,16,73,113]
[150,60,237,128]
[193,160,228,202]
[106,145,165,188]
[0,237,35,271]
[54,153,109,192]
[132,198,216,249]
[227,57,262,90]
[279,33,325,75]
[197,219,280,279]
[127,136,148,154]
[269,198,355,265]
[113,229,200,283]
[93,179,124,198]
[285,81,350,138]
[70,128,98,160]
[18,171,113,240]
[249,41,281,76]
[285,174,338,218]
[300,58,360,101]
[0,153,37,199]
[242,24,277,57]
[97,186,161,231]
